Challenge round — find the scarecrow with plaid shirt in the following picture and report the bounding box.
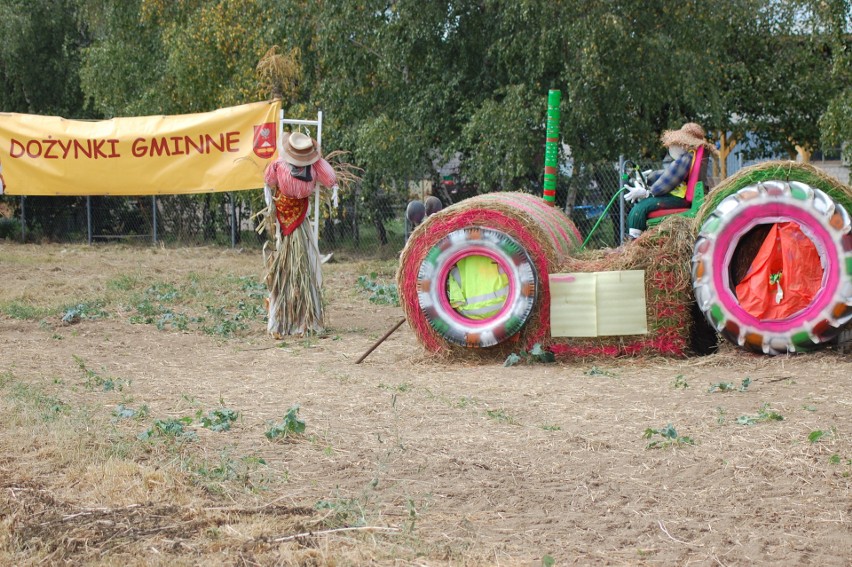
[623,122,718,239]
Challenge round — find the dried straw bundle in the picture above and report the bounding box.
[397,192,581,355]
[699,160,852,227]
[263,221,323,337]
[551,215,697,358]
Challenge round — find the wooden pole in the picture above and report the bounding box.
[355,317,405,364]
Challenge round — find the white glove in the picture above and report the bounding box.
[623,184,650,204]
[642,169,654,178]
[331,185,339,209]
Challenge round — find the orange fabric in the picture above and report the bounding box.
[274,193,310,235]
[735,222,823,320]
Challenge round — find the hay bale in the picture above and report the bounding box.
[550,215,698,358]
[699,160,852,227]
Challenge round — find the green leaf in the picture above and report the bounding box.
[503,353,522,367]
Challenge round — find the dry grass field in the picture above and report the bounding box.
[1,242,851,566]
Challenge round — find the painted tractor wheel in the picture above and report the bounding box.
[692,180,852,354]
[415,227,537,348]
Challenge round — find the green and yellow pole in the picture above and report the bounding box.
[543,89,561,206]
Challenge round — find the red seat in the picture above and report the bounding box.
[645,146,707,221]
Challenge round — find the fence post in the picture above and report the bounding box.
[20,196,25,241]
[230,192,236,248]
[86,196,92,245]
[618,155,625,245]
[152,196,158,245]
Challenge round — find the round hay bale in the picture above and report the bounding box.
[692,161,852,354]
[397,192,582,353]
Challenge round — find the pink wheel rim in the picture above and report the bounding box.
[435,246,517,328]
[712,203,839,333]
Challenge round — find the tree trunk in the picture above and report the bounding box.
[715,131,737,180]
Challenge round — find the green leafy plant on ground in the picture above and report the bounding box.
[198,407,240,432]
[708,377,751,393]
[138,416,197,441]
[643,424,695,449]
[584,366,616,377]
[112,403,149,421]
[808,427,836,443]
[73,355,127,392]
[356,273,400,306]
[61,301,108,323]
[485,408,518,425]
[673,374,689,389]
[504,343,555,366]
[736,403,783,425]
[265,405,306,440]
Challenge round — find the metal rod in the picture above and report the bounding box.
[152,195,158,245]
[86,196,92,245]
[280,118,321,126]
[230,192,236,248]
[20,196,25,241]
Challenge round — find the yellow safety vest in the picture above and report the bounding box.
[447,256,510,320]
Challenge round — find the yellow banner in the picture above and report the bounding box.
[0,100,281,196]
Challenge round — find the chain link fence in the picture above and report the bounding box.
[0,159,661,254]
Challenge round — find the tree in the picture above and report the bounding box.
[0,0,91,116]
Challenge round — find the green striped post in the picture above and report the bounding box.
[543,90,561,206]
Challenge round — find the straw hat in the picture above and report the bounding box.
[282,132,320,166]
[661,122,718,156]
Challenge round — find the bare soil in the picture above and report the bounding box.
[0,242,851,566]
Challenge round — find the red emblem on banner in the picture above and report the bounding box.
[253,123,276,159]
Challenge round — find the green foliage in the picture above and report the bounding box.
[643,424,695,449]
[0,0,92,116]
[673,375,689,389]
[736,403,784,425]
[4,376,69,421]
[138,416,196,441]
[113,403,149,421]
[485,408,518,425]
[808,427,836,444]
[0,301,54,320]
[356,273,400,306]
[314,497,367,528]
[584,366,616,377]
[708,377,751,393]
[191,450,270,492]
[504,343,555,367]
[73,355,127,392]
[61,301,108,324]
[265,405,306,440]
[198,408,239,432]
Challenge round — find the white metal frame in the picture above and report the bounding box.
[279,110,323,249]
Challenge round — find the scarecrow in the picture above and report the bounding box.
[623,122,718,239]
[261,131,339,338]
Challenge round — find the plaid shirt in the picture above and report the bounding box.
[646,151,692,197]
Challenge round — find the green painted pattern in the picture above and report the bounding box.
[791,331,816,350]
[425,246,441,267]
[710,304,725,327]
[504,315,523,334]
[429,317,450,335]
[701,216,721,235]
[846,256,852,275]
[790,185,809,201]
